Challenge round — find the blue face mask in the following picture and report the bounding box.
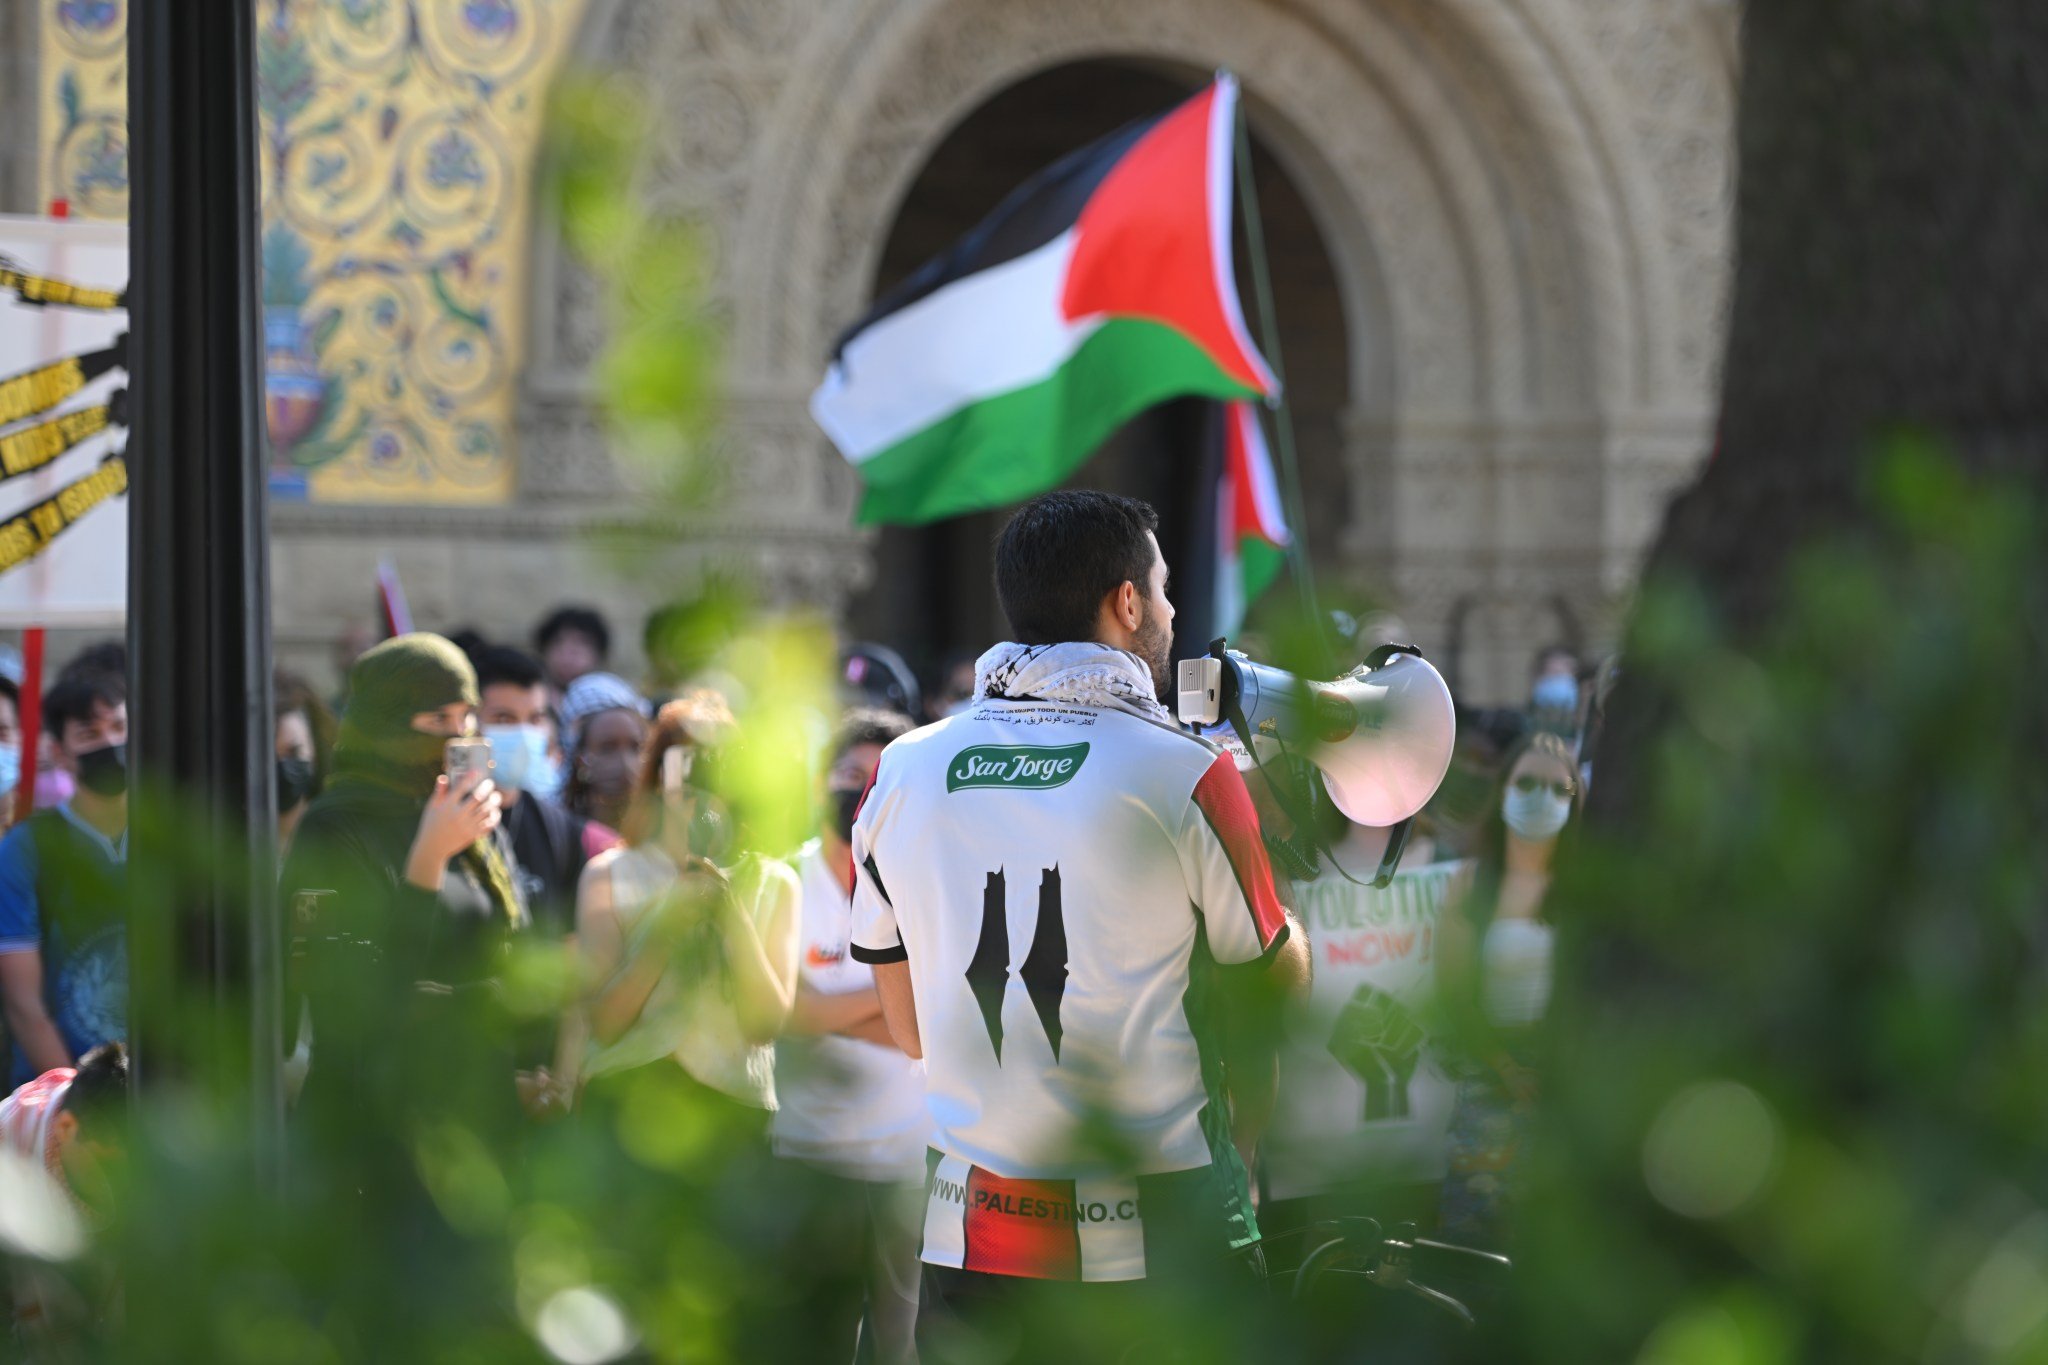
[484,724,557,796]
[1531,672,1579,716]
[0,744,18,799]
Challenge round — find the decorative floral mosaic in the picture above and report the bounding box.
[40,0,589,504]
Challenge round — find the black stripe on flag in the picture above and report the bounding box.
[831,111,1166,359]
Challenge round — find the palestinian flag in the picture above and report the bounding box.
[1214,400,1289,637]
[812,75,1277,526]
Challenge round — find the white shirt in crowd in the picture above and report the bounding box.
[772,841,930,1183]
[581,843,797,1110]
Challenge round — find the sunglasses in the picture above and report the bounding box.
[1512,774,1575,799]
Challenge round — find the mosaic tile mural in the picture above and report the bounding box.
[39,0,589,504]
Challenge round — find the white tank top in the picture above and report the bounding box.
[1481,917,1554,1029]
[582,845,791,1110]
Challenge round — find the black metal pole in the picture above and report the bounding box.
[127,0,279,1157]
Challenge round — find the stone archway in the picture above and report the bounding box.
[840,58,1358,675]
[531,0,1733,701]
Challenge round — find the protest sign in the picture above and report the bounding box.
[1264,859,1468,1201]
[0,214,128,627]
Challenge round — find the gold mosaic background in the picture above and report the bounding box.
[38,0,588,504]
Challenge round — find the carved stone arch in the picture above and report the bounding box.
[525,0,1732,697]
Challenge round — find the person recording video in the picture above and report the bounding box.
[280,633,536,1127]
[848,491,1310,1358]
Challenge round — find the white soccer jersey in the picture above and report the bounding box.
[849,694,1289,1282]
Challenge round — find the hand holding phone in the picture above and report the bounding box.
[445,738,493,791]
[405,742,503,883]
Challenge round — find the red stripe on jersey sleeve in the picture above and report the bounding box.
[1192,752,1289,950]
[962,1167,1083,1281]
[846,764,881,893]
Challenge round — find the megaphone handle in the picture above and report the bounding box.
[1372,817,1415,888]
[1208,638,1260,754]
[1362,643,1425,671]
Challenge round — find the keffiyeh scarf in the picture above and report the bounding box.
[973,641,1177,728]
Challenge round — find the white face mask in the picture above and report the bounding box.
[1502,780,1571,842]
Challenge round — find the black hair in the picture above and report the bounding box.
[64,1041,128,1129]
[534,606,612,660]
[58,638,126,687]
[473,645,547,693]
[0,673,19,715]
[274,667,337,795]
[993,491,1161,645]
[1531,643,1580,678]
[828,706,915,768]
[44,670,126,742]
[446,627,491,667]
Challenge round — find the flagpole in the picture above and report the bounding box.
[1229,82,1323,629]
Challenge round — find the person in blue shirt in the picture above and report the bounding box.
[0,670,128,1089]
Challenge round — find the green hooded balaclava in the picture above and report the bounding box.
[334,633,480,795]
[331,633,521,923]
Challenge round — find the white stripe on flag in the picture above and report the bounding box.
[1206,75,1279,398]
[810,232,1100,463]
[1215,465,1246,639]
[1233,403,1289,544]
[921,1151,972,1269]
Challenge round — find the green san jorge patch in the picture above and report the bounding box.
[946,742,1091,793]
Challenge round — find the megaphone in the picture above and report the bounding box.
[1176,641,1456,828]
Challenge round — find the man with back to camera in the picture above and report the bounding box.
[848,490,1311,1354]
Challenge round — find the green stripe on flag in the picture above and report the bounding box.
[1239,536,1287,609]
[854,317,1261,526]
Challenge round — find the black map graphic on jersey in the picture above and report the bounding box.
[967,868,1011,1060]
[965,866,1070,1063]
[1019,865,1068,1061]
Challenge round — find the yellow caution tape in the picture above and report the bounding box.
[0,356,88,426]
[0,453,128,577]
[0,266,123,311]
[0,403,111,478]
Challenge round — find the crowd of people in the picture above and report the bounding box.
[0,494,1611,1359]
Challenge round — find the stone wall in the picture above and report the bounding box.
[265,0,1740,700]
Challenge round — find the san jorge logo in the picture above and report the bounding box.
[946,743,1090,793]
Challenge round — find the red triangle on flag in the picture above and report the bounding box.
[1059,78,1277,398]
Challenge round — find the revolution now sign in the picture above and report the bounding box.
[947,743,1090,793]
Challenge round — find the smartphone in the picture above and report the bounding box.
[445,738,493,788]
[662,744,693,795]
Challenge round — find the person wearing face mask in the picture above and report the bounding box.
[0,672,129,1090]
[559,691,799,1125]
[559,671,652,833]
[1527,644,1584,739]
[274,669,335,857]
[1433,730,1578,1249]
[280,633,536,1127]
[772,707,926,1365]
[474,646,621,941]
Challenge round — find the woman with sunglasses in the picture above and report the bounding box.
[1434,730,1578,1247]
